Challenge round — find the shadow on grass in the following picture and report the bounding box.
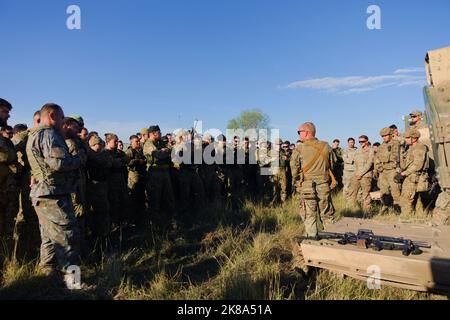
[0,274,100,300]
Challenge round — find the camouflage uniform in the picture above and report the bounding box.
[26,126,81,273]
[290,138,335,237]
[272,146,289,205]
[342,147,357,203]
[126,146,147,223]
[290,148,302,199]
[144,138,176,229]
[256,145,273,204]
[376,128,402,214]
[400,130,429,216]
[105,148,128,225]
[66,137,88,242]
[11,130,40,259]
[199,141,221,203]
[331,147,344,190]
[348,147,374,211]
[86,147,112,238]
[172,141,205,224]
[0,135,17,248]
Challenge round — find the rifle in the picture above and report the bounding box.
[301,229,431,256]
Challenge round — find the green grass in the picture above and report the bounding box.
[0,192,447,300]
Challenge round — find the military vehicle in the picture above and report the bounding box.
[299,46,450,295]
[424,45,450,226]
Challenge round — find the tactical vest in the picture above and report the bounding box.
[377,140,400,171]
[296,139,330,183]
[26,126,76,196]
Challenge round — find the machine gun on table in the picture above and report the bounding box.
[302,229,431,256]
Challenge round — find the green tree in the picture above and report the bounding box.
[227,109,270,131]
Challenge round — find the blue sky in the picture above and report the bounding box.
[1,0,449,145]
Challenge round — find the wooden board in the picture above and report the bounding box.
[301,218,450,293]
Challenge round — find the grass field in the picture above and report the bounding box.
[0,192,447,300]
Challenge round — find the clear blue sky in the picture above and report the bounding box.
[1,0,449,145]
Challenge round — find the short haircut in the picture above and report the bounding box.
[333,139,340,143]
[389,124,398,130]
[118,140,123,144]
[359,135,369,141]
[347,137,355,143]
[0,98,12,111]
[63,117,79,126]
[33,110,41,118]
[81,127,88,132]
[13,124,28,134]
[129,135,139,141]
[302,122,316,135]
[373,142,381,147]
[40,103,63,118]
[105,133,118,143]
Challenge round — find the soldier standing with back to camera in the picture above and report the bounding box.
[291,122,335,237]
[26,103,81,282]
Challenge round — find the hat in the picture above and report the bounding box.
[140,128,149,135]
[379,127,392,137]
[69,115,84,126]
[404,128,421,139]
[148,125,161,133]
[409,110,423,117]
[275,138,283,145]
[89,135,102,147]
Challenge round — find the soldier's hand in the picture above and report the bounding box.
[394,173,404,184]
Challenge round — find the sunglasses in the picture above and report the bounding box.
[297,130,306,135]
[359,140,367,143]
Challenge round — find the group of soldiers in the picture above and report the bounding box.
[330,110,434,223]
[0,97,436,286]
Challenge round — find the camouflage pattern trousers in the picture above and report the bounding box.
[343,170,355,204]
[146,169,176,229]
[299,179,335,237]
[348,176,372,211]
[400,176,418,216]
[272,168,288,205]
[378,169,402,213]
[32,195,80,273]
[86,180,111,238]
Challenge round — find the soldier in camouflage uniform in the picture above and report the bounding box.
[257,140,273,204]
[375,127,403,214]
[62,117,88,248]
[86,135,112,240]
[0,99,17,254]
[399,129,429,216]
[26,103,81,278]
[290,122,335,237]
[331,139,344,191]
[242,137,258,201]
[126,135,147,224]
[11,124,40,260]
[342,138,357,204]
[199,133,221,203]
[271,138,289,206]
[144,125,176,231]
[348,135,374,212]
[104,133,129,227]
[172,131,205,226]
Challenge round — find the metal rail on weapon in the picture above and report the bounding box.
[301,229,431,256]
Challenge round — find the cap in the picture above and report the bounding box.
[148,125,161,133]
[69,115,84,126]
[275,138,283,145]
[404,128,421,139]
[379,127,392,136]
[409,110,423,117]
[89,135,102,147]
